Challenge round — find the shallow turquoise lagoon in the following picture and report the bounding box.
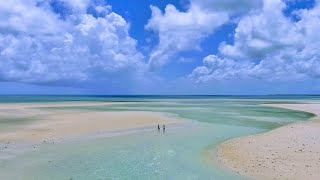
[0,96,317,179]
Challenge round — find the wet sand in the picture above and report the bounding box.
[0,102,180,143]
[217,103,320,179]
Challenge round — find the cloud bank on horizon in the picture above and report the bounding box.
[0,0,320,94]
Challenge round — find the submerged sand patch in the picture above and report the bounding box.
[217,103,320,179]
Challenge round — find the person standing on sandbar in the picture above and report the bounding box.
[163,125,166,133]
[157,124,160,132]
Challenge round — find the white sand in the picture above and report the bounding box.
[0,102,129,109]
[217,103,320,180]
[0,102,180,143]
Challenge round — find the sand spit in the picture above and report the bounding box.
[0,102,130,109]
[217,103,320,180]
[0,102,180,143]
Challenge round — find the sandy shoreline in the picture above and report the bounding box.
[217,103,320,179]
[0,102,181,143]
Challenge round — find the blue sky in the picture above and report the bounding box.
[0,0,320,95]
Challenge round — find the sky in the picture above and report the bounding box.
[0,0,320,95]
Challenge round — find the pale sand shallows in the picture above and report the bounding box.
[217,103,320,180]
[0,102,181,143]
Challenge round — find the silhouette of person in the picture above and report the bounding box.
[163,125,166,133]
[157,124,160,132]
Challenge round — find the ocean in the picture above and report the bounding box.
[0,95,318,179]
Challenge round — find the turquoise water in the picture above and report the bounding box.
[0,96,318,179]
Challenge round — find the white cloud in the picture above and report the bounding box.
[219,0,303,60]
[145,3,229,70]
[0,0,67,35]
[190,0,320,82]
[189,55,253,82]
[0,0,145,85]
[145,0,267,71]
[191,0,263,14]
[1,0,319,93]
[61,0,91,13]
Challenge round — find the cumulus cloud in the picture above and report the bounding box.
[61,0,91,13]
[218,0,303,60]
[0,0,66,35]
[190,0,320,82]
[145,3,229,70]
[191,0,263,14]
[145,0,266,71]
[0,0,144,85]
[1,0,319,93]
